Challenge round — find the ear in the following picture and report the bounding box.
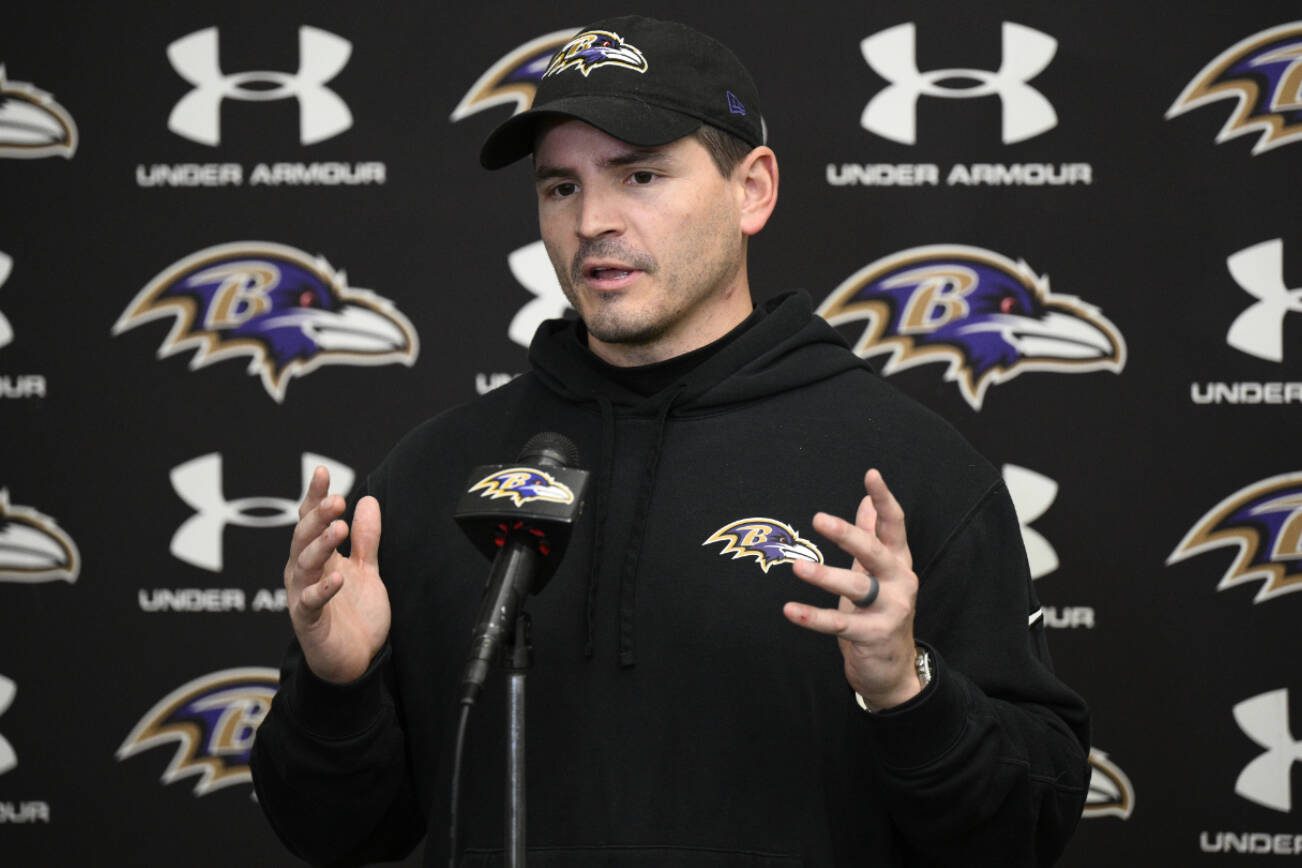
[735,146,779,237]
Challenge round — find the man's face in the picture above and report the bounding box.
[533,120,748,366]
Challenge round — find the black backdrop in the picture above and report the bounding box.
[2,1,1298,864]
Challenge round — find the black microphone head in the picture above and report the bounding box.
[518,431,579,468]
[455,430,591,593]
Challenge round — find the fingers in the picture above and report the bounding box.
[791,557,877,605]
[298,569,345,613]
[782,600,854,637]
[865,469,908,557]
[290,465,339,561]
[787,469,914,625]
[288,491,346,565]
[806,470,910,576]
[349,496,382,570]
[787,471,919,703]
[855,485,877,535]
[287,519,345,590]
[809,509,894,581]
[298,465,331,519]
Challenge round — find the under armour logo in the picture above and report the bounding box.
[860,22,1057,144]
[1226,239,1300,363]
[170,453,354,571]
[1234,688,1302,812]
[1003,464,1059,580]
[0,250,12,350]
[167,26,353,146]
[0,674,15,776]
[507,240,570,348]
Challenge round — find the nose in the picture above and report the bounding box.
[576,185,624,239]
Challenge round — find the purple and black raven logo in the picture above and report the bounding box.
[117,667,278,797]
[468,467,575,508]
[544,29,649,79]
[450,29,579,122]
[704,518,824,574]
[818,244,1126,410]
[1167,21,1302,155]
[113,242,418,402]
[0,489,79,584]
[0,66,77,159]
[1167,472,1302,604]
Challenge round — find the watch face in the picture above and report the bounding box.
[915,649,934,687]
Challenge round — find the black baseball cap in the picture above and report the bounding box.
[480,15,766,169]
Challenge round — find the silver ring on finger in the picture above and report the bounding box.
[851,575,880,609]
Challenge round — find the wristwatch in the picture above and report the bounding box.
[914,645,934,689]
[854,645,933,713]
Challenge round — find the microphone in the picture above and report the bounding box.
[453,432,589,705]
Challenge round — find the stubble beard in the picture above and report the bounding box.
[551,213,744,351]
[558,237,662,345]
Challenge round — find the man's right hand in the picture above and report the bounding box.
[284,466,392,684]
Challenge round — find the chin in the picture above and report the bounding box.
[589,307,674,345]
[587,320,661,346]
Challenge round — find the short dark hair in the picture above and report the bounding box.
[693,124,755,177]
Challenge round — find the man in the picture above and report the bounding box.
[252,15,1090,867]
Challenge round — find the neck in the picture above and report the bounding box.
[588,276,754,368]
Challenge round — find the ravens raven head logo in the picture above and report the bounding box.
[0,489,80,584]
[1167,472,1302,603]
[1083,749,1134,820]
[704,518,824,573]
[112,242,419,402]
[116,667,278,797]
[544,29,649,79]
[818,244,1126,410]
[450,29,579,122]
[0,66,77,159]
[468,467,575,508]
[1167,22,1302,154]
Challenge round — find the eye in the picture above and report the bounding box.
[549,181,578,198]
[629,170,656,185]
[999,296,1017,314]
[298,290,317,308]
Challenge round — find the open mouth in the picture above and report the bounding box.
[588,266,636,281]
[581,263,644,290]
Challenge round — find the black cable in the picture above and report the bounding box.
[448,700,473,868]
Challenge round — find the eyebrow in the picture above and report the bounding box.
[533,147,675,182]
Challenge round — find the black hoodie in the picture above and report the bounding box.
[252,292,1090,867]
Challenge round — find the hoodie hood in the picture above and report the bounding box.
[528,291,868,413]
[525,292,871,666]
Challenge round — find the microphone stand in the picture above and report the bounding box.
[504,613,532,868]
[451,433,589,867]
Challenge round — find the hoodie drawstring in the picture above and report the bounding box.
[583,396,616,659]
[616,384,684,668]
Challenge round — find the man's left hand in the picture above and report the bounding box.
[784,469,922,711]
